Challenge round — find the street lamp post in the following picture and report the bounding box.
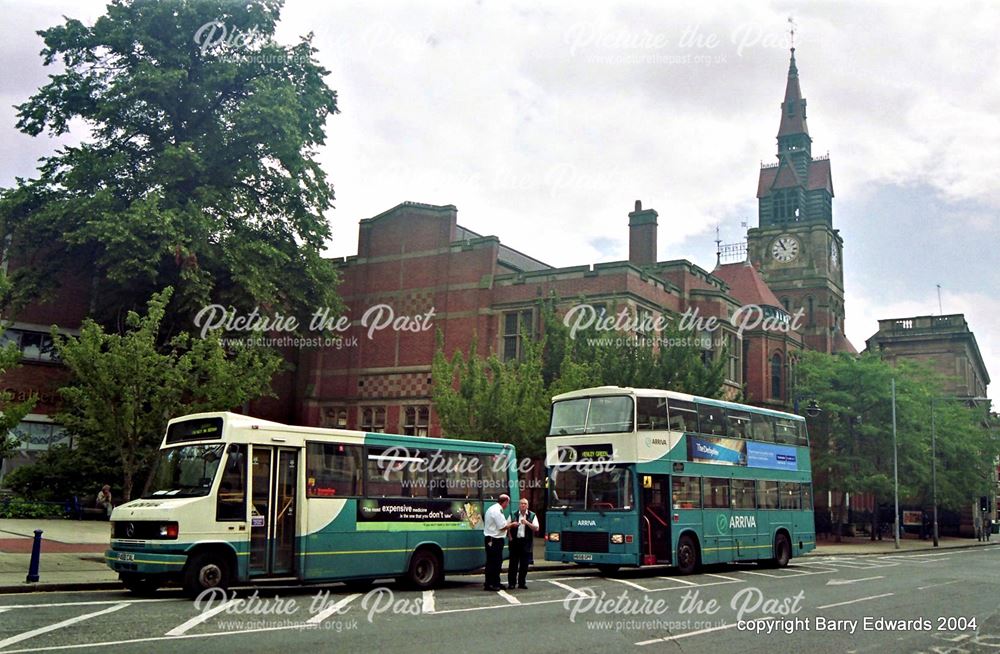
[931,403,939,547]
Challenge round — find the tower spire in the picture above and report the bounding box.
[777,47,808,139]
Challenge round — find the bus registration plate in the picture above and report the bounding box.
[117,552,135,562]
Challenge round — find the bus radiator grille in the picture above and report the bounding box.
[561,531,610,553]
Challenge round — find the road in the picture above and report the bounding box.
[0,546,997,653]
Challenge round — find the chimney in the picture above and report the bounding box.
[628,200,658,266]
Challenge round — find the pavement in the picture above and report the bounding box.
[1,518,996,593]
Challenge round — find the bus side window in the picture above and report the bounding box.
[751,413,775,442]
[217,444,246,522]
[637,397,669,431]
[668,400,698,433]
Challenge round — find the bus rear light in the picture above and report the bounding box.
[548,532,560,542]
[673,514,680,522]
[625,535,633,544]
[159,523,179,539]
[610,534,624,544]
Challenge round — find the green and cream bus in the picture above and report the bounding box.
[544,386,815,574]
[106,412,516,596]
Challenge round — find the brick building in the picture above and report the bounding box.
[1,47,859,471]
[865,314,990,398]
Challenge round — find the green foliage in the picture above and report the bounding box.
[432,334,549,458]
[797,351,996,515]
[0,0,341,330]
[2,443,120,503]
[432,299,728,458]
[0,498,65,520]
[53,286,283,500]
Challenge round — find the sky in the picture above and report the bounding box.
[2,0,999,400]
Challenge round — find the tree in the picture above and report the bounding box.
[431,334,549,458]
[0,0,341,330]
[796,351,996,541]
[53,287,282,500]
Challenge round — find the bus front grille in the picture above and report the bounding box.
[561,531,609,553]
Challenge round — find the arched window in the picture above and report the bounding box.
[771,352,783,400]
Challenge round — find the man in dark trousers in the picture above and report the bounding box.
[507,497,539,589]
[483,494,515,591]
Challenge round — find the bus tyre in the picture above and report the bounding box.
[771,534,791,568]
[406,549,442,590]
[183,551,231,597]
[676,534,699,575]
[120,573,160,596]
[596,564,620,576]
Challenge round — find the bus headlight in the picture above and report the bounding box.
[548,532,560,542]
[610,534,624,544]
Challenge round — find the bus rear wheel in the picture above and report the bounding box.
[406,548,442,590]
[676,534,700,575]
[770,533,791,568]
[183,551,231,597]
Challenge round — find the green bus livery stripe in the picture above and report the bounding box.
[104,556,182,566]
[304,545,482,557]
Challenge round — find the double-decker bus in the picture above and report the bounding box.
[106,412,516,596]
[544,386,814,574]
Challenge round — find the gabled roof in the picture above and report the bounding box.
[712,261,783,308]
[756,157,833,198]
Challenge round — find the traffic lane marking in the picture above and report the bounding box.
[164,599,241,637]
[815,592,895,610]
[635,618,773,646]
[0,602,129,650]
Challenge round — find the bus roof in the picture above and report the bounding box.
[165,412,514,452]
[550,386,804,421]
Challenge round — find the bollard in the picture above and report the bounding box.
[26,529,43,583]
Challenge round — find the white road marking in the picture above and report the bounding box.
[0,602,130,650]
[0,599,173,611]
[496,590,520,605]
[306,593,361,624]
[816,592,894,610]
[657,576,698,586]
[825,575,885,586]
[636,618,770,646]
[546,580,591,597]
[165,599,241,637]
[420,590,435,614]
[705,573,742,582]
[606,577,649,591]
[916,580,960,591]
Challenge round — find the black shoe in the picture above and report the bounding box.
[518,584,527,589]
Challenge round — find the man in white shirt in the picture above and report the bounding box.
[507,498,539,589]
[483,494,515,590]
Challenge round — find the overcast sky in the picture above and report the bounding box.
[3,1,999,401]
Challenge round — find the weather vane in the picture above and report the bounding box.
[788,16,796,49]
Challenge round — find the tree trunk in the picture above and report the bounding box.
[871,494,879,541]
[834,492,846,543]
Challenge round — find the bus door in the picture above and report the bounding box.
[249,446,299,576]
[702,477,732,564]
[640,474,671,563]
[730,479,758,561]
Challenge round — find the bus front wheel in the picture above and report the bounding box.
[770,534,791,568]
[676,534,700,575]
[183,551,231,597]
[406,549,442,590]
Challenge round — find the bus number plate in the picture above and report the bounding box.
[117,552,135,562]
[573,553,593,561]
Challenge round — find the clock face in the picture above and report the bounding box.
[830,243,839,269]
[771,235,800,263]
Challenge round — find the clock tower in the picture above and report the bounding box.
[747,48,852,354]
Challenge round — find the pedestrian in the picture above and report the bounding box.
[483,493,515,591]
[97,485,114,519]
[986,516,993,542]
[507,497,539,590]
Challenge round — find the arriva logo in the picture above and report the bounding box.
[577,520,597,527]
[730,515,757,529]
